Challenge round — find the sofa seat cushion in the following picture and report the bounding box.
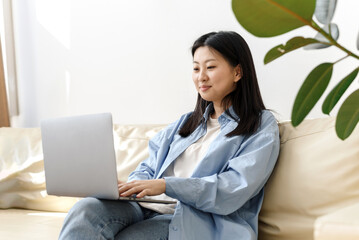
[314,202,359,240]
[259,117,359,240]
[0,209,66,239]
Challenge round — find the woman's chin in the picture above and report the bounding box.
[199,93,212,102]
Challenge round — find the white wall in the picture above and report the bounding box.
[9,0,359,127]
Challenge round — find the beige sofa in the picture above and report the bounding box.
[0,117,358,239]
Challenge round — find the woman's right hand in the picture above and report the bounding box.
[118,179,166,198]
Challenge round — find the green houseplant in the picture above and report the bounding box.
[232,0,359,140]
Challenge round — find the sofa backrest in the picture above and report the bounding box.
[259,117,359,240]
[113,124,166,182]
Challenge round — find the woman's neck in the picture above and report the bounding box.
[211,100,233,119]
[211,103,224,119]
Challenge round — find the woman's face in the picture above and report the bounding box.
[192,46,241,107]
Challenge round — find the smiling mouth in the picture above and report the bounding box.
[200,86,211,92]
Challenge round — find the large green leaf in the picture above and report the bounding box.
[336,89,359,140]
[232,0,316,37]
[264,37,319,64]
[322,68,359,114]
[292,63,333,126]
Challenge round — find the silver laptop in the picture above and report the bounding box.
[41,113,176,204]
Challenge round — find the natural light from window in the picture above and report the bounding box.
[35,0,71,49]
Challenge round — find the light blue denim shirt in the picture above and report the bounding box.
[128,104,280,240]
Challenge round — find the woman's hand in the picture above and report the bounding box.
[118,179,166,198]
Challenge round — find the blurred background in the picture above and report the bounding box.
[1,0,358,127]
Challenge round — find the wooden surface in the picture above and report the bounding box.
[0,37,10,127]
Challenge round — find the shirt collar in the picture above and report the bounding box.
[203,103,214,122]
[202,103,239,123]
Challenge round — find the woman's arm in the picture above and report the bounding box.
[126,112,191,182]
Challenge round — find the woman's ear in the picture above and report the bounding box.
[234,65,242,82]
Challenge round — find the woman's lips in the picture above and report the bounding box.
[200,86,211,92]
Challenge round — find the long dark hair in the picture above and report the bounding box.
[179,31,266,138]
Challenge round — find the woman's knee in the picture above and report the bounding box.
[68,198,144,223]
[62,198,145,239]
[69,197,103,216]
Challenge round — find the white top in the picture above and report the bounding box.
[165,116,221,178]
[139,117,221,214]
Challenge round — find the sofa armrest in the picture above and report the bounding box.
[314,202,359,240]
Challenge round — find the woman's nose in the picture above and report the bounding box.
[198,70,208,82]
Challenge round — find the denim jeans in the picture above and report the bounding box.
[59,197,172,240]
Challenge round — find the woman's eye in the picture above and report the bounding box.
[207,66,215,69]
[193,67,199,71]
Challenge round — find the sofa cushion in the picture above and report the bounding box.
[0,128,79,212]
[314,202,359,240]
[259,117,359,240]
[0,124,165,212]
[113,124,166,182]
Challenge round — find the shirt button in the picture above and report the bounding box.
[172,226,178,231]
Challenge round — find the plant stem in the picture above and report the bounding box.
[333,55,350,65]
[310,20,359,60]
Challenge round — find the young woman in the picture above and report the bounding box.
[59,31,280,240]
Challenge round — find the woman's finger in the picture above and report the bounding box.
[118,182,136,194]
[136,189,149,198]
[120,184,144,197]
[118,179,165,197]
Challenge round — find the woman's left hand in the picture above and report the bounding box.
[118,179,166,198]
